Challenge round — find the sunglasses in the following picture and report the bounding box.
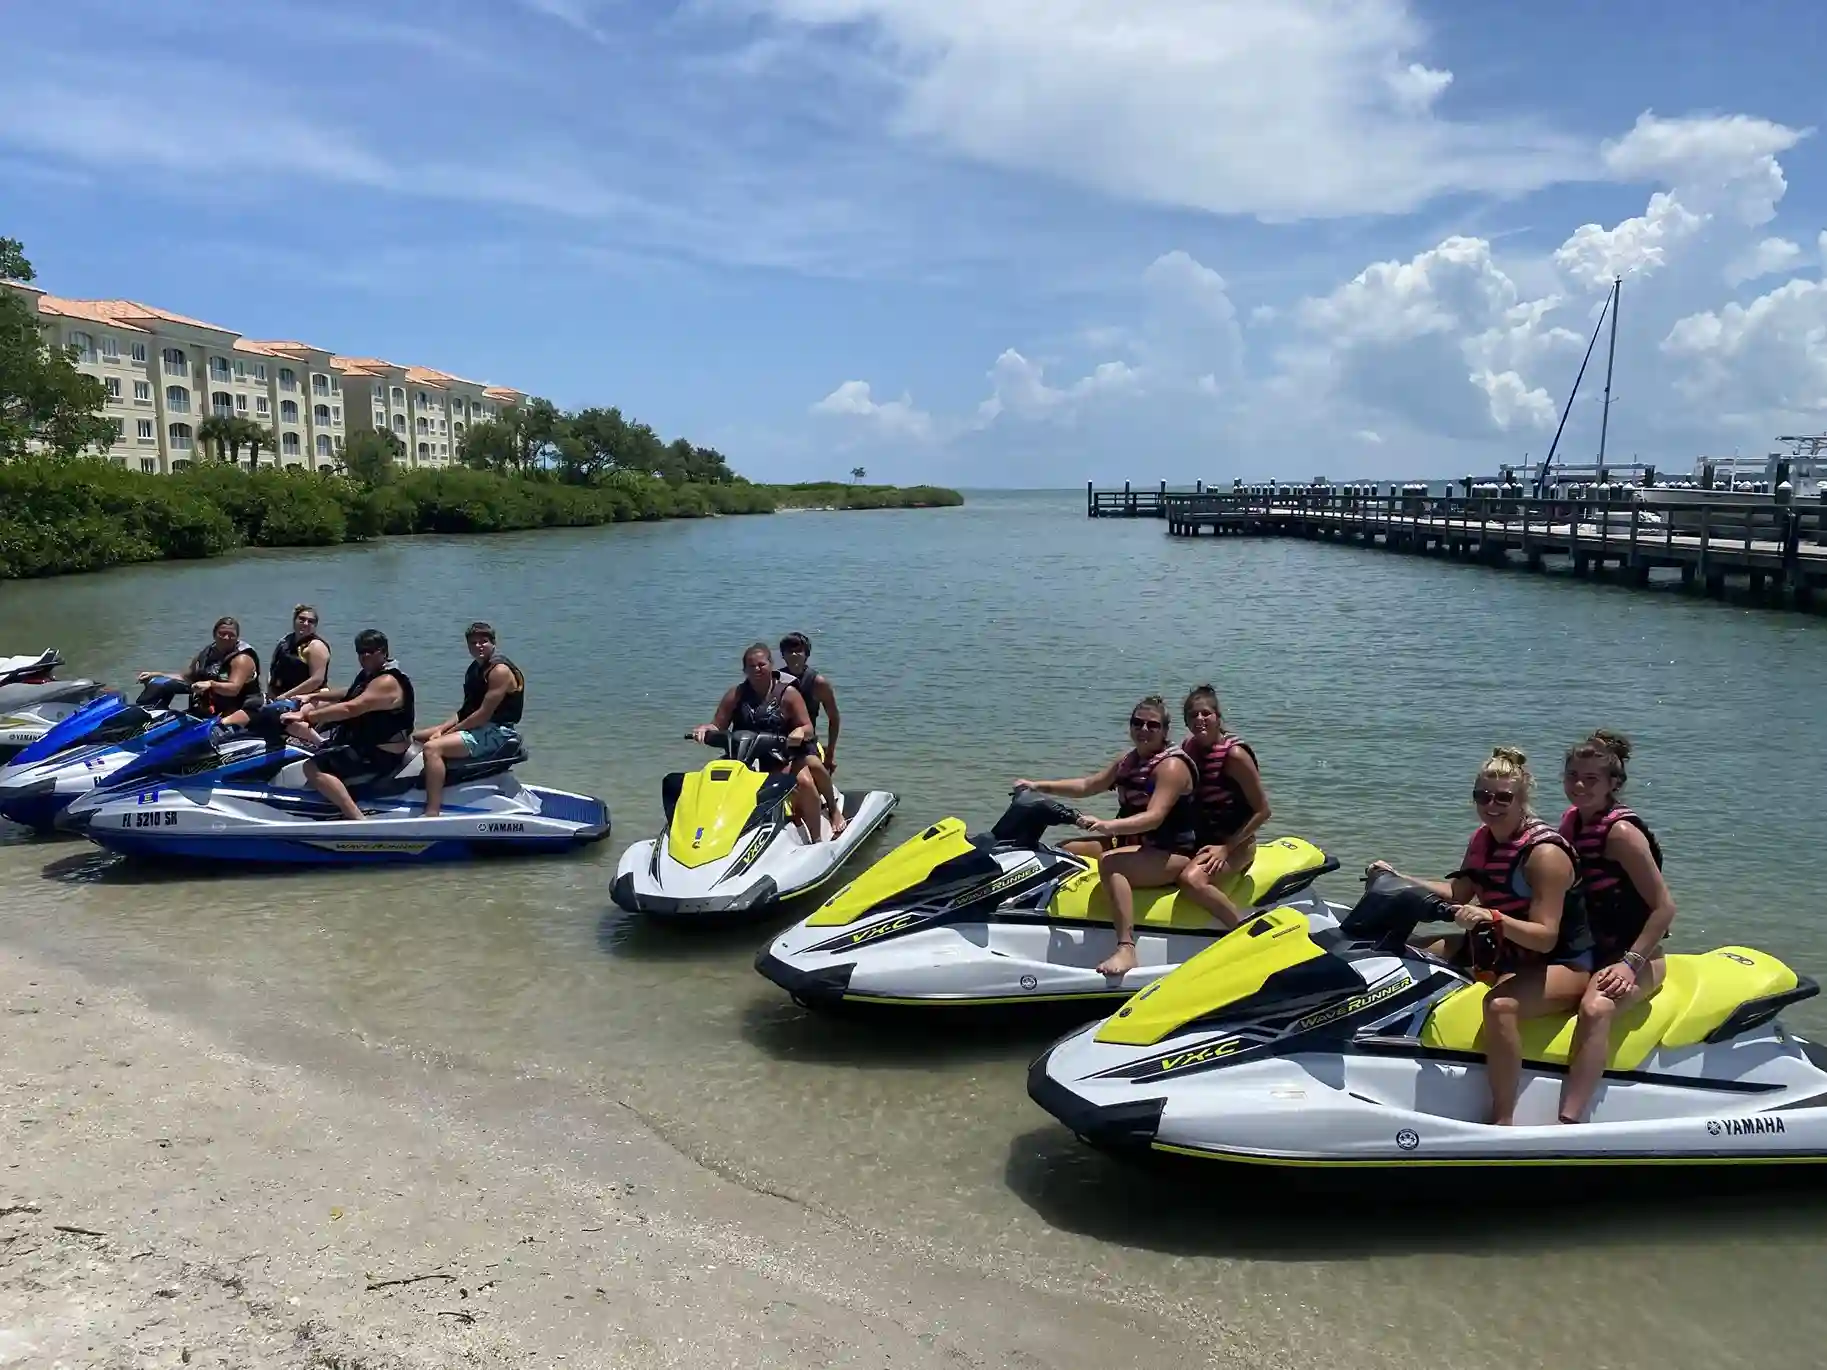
[1472,787,1517,807]
[1129,716,1164,732]
[296,616,318,625]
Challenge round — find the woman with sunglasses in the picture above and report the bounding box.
[269,604,331,703]
[1557,730,1675,1124]
[1367,746,1592,1125]
[1014,695,1201,977]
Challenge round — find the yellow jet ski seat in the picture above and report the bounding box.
[1048,836,1334,931]
[1420,946,1810,1072]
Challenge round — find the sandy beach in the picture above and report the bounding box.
[0,945,1252,1370]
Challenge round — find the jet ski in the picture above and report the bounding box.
[1028,873,1827,1167]
[610,728,897,920]
[0,683,199,831]
[755,789,1338,1016]
[80,732,610,865]
[0,650,120,765]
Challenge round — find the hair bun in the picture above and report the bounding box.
[1589,729,1632,763]
[1490,745,1527,767]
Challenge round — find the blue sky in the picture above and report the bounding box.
[4,0,1824,486]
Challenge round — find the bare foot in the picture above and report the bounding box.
[1096,942,1138,978]
[828,803,848,838]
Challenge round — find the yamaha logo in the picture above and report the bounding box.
[1707,1121,1722,1135]
[1020,975,1038,991]
[1395,1129,1420,1151]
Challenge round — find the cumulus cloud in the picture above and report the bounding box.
[810,380,934,439]
[1725,236,1804,286]
[1662,279,1827,422]
[977,350,1140,424]
[754,0,1592,218]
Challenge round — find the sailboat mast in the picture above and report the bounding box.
[1596,275,1620,473]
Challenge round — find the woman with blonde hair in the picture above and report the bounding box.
[1557,730,1675,1124]
[1368,746,1592,1125]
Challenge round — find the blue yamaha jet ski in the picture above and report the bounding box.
[78,732,611,865]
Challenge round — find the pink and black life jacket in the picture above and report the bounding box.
[1559,805,1663,956]
[1182,734,1258,845]
[1112,745,1200,852]
[1453,819,1591,971]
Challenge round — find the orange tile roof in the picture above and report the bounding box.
[244,339,327,359]
[36,296,150,332]
[403,366,451,389]
[81,299,238,335]
[236,340,281,357]
[483,386,523,401]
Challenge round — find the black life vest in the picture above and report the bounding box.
[189,640,263,718]
[734,677,791,734]
[461,652,525,727]
[1183,734,1258,844]
[336,660,415,751]
[1454,820,1591,970]
[1559,805,1663,956]
[270,631,328,695]
[1112,745,1200,850]
[786,666,824,728]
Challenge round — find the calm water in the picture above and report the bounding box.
[4,489,1827,1368]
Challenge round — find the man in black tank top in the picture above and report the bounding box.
[412,621,526,817]
[779,633,841,771]
[284,628,413,821]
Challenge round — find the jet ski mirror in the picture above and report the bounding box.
[989,788,1083,848]
[1338,871,1458,951]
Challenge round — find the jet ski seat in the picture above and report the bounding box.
[1050,837,1336,931]
[358,745,529,799]
[1420,946,1815,1072]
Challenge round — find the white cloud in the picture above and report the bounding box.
[1553,191,1703,288]
[977,350,1140,424]
[1726,236,1804,286]
[1661,279,1827,422]
[753,0,1593,218]
[810,380,934,439]
[1354,429,1385,444]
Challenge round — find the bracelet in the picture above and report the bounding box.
[1117,939,1135,947]
[1621,951,1647,973]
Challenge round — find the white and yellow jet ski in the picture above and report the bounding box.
[755,789,1338,1015]
[610,729,897,920]
[0,650,117,765]
[1029,874,1827,1167]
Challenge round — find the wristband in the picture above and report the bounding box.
[1621,951,1647,974]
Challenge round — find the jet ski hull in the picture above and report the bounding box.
[0,681,114,765]
[84,780,611,865]
[613,787,897,920]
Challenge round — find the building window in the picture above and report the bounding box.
[255,363,267,382]
[279,367,297,390]
[140,458,158,473]
[162,347,186,373]
[313,403,331,426]
[136,420,154,441]
[105,377,122,400]
[333,435,344,454]
[392,414,406,434]
[390,386,405,406]
[312,374,330,396]
[112,419,125,442]
[316,435,333,458]
[439,443,447,454]
[209,357,231,381]
[330,405,341,424]
[331,377,341,394]
[280,400,299,423]
[134,380,151,402]
[417,442,430,460]
[66,330,94,361]
[212,391,234,418]
[282,432,301,457]
[165,386,190,413]
[131,341,147,363]
[256,396,269,416]
[168,422,193,451]
[233,359,247,380]
[102,336,119,361]
[234,394,247,413]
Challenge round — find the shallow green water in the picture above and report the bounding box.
[4,490,1826,1368]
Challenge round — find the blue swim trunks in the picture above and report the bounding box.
[459,722,520,758]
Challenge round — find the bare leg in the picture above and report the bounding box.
[1058,837,1110,860]
[1559,956,1664,1123]
[790,768,823,842]
[1482,964,1591,1125]
[421,735,466,818]
[303,760,363,822]
[800,755,845,836]
[1095,845,1192,978]
[1175,838,1256,927]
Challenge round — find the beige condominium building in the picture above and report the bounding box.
[10,285,523,474]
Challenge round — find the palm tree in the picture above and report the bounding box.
[850,466,866,483]
[233,417,272,471]
[196,415,236,464]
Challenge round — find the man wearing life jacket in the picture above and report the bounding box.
[283,628,415,822]
[1174,685,1273,931]
[412,622,526,818]
[1015,695,1201,978]
[1367,746,1591,1126]
[778,631,845,837]
[1556,730,1677,1124]
[692,642,828,843]
[136,616,263,725]
[269,604,331,702]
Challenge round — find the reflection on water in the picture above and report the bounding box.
[5,491,1827,1369]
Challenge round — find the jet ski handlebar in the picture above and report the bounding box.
[989,787,1084,848]
[689,728,795,767]
[1337,871,1459,951]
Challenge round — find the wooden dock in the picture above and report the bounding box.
[1159,489,1827,607]
[1087,481,1212,518]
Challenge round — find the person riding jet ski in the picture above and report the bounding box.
[1176,684,1273,932]
[413,621,525,818]
[269,604,332,702]
[1366,745,1590,1126]
[693,642,835,842]
[137,616,264,726]
[1557,730,1676,1124]
[281,628,414,822]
